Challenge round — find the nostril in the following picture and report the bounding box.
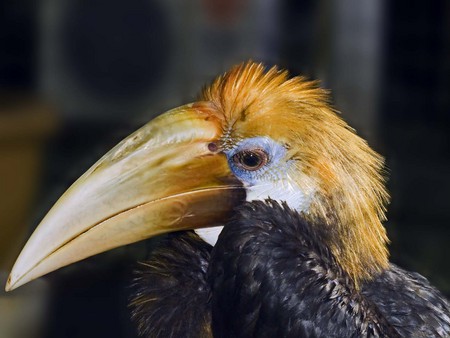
[208,142,219,152]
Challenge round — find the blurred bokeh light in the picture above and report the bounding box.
[1,0,449,337]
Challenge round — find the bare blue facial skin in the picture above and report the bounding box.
[225,137,290,186]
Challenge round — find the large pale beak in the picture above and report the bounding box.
[6,103,244,291]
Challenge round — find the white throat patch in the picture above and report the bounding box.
[246,181,312,213]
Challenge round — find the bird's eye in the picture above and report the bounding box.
[232,149,268,171]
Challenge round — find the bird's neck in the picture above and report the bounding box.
[308,196,390,288]
[197,199,390,288]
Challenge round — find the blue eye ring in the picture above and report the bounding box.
[232,148,268,171]
[225,136,287,184]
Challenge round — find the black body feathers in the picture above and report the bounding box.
[130,200,450,337]
[363,266,450,337]
[209,200,400,338]
[130,232,213,338]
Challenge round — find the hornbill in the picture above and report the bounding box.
[6,62,450,337]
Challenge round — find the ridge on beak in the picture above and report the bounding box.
[6,103,245,291]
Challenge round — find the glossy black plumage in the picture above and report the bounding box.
[362,266,450,337]
[130,233,213,338]
[130,200,450,337]
[209,200,400,338]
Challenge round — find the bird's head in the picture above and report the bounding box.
[6,62,389,291]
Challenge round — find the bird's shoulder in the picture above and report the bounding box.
[362,263,450,337]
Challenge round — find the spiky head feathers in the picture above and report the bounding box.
[201,62,389,284]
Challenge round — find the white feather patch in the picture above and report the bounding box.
[195,226,224,246]
[246,181,312,213]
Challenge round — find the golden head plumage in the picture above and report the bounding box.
[201,62,389,285]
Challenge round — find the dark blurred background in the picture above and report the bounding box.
[1,0,449,337]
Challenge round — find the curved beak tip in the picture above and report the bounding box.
[5,269,27,292]
[5,275,15,292]
[5,278,10,292]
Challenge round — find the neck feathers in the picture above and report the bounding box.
[203,61,390,286]
[305,121,390,286]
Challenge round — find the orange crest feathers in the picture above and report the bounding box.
[201,62,390,284]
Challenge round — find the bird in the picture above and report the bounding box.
[5,62,450,337]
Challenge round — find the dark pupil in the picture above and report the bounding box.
[242,152,261,168]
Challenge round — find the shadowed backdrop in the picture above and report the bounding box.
[1,1,449,337]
